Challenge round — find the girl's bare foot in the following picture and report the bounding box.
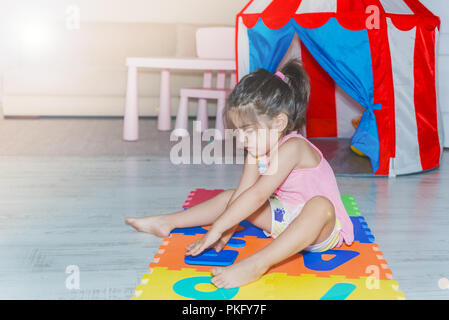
[125,215,174,237]
[211,257,269,288]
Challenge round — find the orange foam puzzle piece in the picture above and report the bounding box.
[150,233,394,280]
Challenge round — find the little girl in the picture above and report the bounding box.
[125,59,354,289]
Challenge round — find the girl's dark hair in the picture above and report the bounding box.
[224,58,310,135]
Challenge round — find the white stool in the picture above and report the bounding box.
[174,87,233,140]
[173,27,236,140]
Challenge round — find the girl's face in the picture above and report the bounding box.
[237,120,281,157]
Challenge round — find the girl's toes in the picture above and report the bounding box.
[211,267,224,276]
[220,278,229,288]
[211,277,219,287]
[212,276,224,288]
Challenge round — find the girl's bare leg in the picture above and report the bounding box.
[211,196,336,289]
[125,189,235,237]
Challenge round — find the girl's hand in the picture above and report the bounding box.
[213,225,239,252]
[185,229,222,257]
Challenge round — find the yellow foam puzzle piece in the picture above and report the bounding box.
[131,267,405,300]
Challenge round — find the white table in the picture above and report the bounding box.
[123,57,236,141]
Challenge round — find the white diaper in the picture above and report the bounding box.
[263,193,342,252]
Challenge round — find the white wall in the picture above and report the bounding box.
[0,0,247,69]
[0,0,248,24]
[0,0,249,117]
[421,0,449,147]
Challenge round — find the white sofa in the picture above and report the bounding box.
[1,21,232,117]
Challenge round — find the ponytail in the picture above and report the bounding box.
[278,58,310,132]
[225,58,310,134]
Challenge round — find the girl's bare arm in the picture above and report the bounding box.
[217,152,260,238]
[227,151,260,208]
[212,140,301,234]
[185,141,302,257]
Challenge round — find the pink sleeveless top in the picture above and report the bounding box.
[256,130,354,247]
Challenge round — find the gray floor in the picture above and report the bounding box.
[0,117,448,300]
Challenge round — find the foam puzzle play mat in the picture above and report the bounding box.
[131,189,405,300]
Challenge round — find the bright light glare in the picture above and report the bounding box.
[21,20,52,52]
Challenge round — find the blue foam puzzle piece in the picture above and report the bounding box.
[184,249,239,266]
[173,276,239,300]
[170,219,269,238]
[173,213,374,245]
[226,238,246,248]
[303,249,360,271]
[170,226,208,236]
[320,283,356,300]
[233,220,270,239]
[351,216,375,243]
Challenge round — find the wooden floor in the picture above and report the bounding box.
[0,117,448,299]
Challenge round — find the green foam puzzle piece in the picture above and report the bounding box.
[341,194,362,217]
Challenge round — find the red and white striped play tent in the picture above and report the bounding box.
[236,0,444,176]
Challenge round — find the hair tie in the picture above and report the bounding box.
[274,70,286,82]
